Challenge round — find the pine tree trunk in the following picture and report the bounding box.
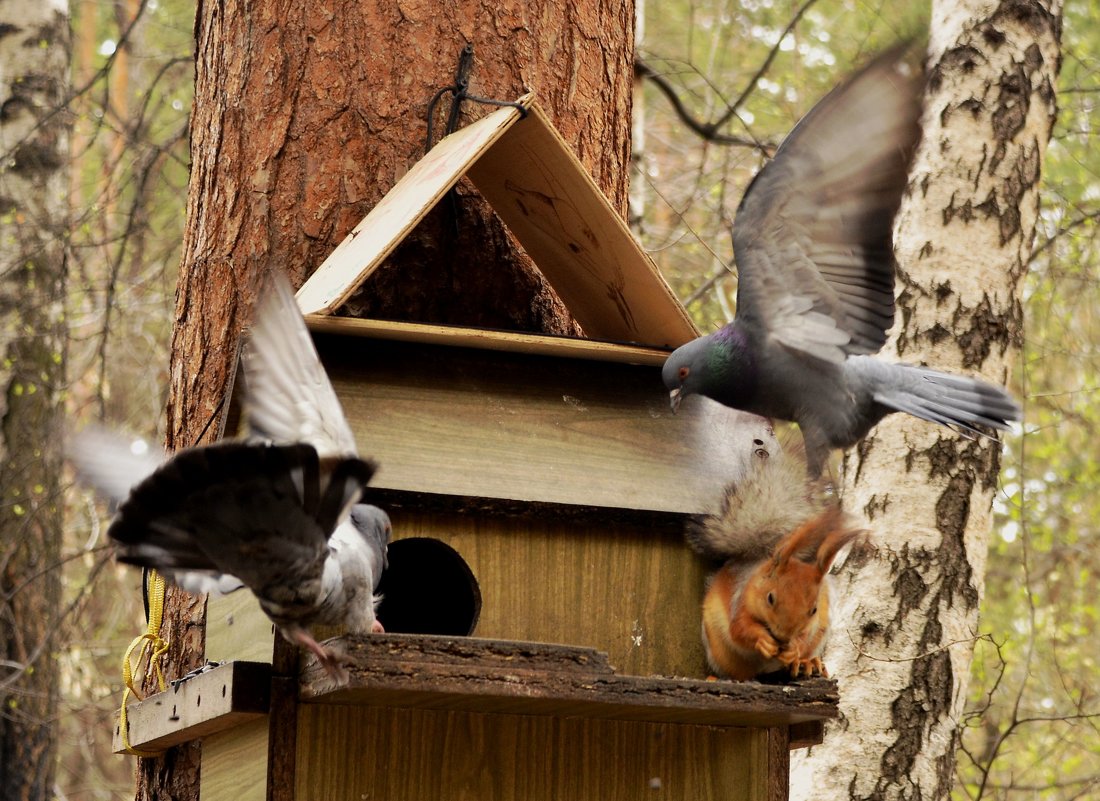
[140,1,634,798]
[0,3,70,800]
[791,2,1062,799]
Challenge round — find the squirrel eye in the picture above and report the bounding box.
[678,366,690,381]
[766,591,775,606]
[810,606,818,617]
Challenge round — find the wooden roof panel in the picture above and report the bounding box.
[296,99,529,316]
[466,102,697,347]
[296,95,698,349]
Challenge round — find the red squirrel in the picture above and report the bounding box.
[689,444,864,680]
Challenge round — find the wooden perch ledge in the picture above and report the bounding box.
[114,636,836,756]
[112,660,272,755]
[300,635,838,737]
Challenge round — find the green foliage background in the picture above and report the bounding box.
[62,0,192,796]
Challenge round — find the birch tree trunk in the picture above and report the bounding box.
[791,2,1061,799]
[0,2,70,800]
[140,1,634,798]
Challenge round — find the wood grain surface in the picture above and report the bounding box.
[468,102,697,346]
[306,314,673,366]
[299,636,840,729]
[112,661,271,755]
[318,334,774,515]
[383,508,706,677]
[294,704,771,801]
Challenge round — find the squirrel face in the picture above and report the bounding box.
[746,505,857,645]
[746,558,829,647]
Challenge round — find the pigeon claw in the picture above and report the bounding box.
[287,627,351,682]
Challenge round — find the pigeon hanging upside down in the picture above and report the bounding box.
[662,44,1021,477]
[69,274,390,678]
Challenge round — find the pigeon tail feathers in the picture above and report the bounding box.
[872,363,1021,436]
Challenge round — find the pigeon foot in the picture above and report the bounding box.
[286,627,351,682]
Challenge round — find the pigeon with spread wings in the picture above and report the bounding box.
[69,274,390,676]
[662,45,1020,477]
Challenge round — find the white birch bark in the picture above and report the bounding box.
[791,2,1061,799]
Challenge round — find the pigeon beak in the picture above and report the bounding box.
[669,388,682,414]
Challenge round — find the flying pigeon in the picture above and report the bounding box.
[662,45,1021,477]
[68,273,391,676]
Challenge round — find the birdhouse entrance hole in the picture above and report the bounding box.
[376,537,481,636]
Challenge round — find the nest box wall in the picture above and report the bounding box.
[312,328,772,678]
[192,330,791,801]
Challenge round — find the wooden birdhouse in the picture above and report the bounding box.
[115,95,838,801]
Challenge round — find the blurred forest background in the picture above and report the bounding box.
[36,0,1099,797]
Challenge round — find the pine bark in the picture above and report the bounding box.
[791,2,1062,800]
[140,1,635,798]
[0,3,70,800]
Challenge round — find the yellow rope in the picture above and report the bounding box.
[118,569,170,757]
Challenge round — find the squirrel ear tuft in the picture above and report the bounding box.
[771,505,864,570]
[816,524,865,573]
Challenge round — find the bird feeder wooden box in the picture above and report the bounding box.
[115,96,839,801]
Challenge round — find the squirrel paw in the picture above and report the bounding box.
[754,635,780,660]
[782,654,827,679]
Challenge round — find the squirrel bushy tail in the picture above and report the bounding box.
[687,437,827,563]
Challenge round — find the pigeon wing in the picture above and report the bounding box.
[67,425,164,508]
[732,44,923,364]
[243,272,358,456]
[109,442,376,619]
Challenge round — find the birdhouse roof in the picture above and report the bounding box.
[295,94,699,352]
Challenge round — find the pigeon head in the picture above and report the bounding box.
[349,503,392,552]
[663,325,756,412]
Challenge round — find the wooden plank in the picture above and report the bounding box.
[382,509,705,677]
[299,635,839,730]
[766,727,791,801]
[201,591,279,801]
[266,676,299,801]
[110,661,271,754]
[318,334,775,515]
[305,314,672,366]
[788,720,825,750]
[295,98,530,316]
[467,101,698,347]
[294,704,770,801]
[205,590,275,665]
[200,717,270,801]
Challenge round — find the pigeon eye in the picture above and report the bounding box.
[766,591,775,606]
[678,366,690,381]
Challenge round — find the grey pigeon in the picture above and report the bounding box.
[68,273,391,675]
[662,45,1021,477]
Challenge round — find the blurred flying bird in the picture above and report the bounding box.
[69,274,390,676]
[662,45,1020,477]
